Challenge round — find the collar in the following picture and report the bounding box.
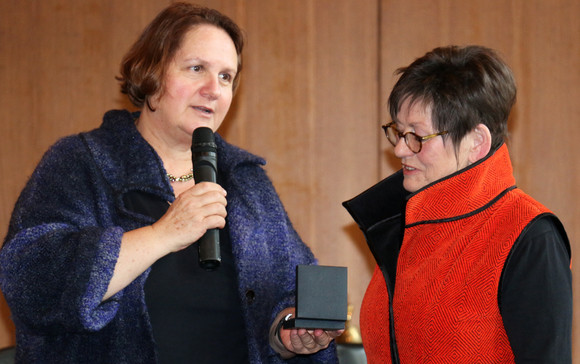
[81,109,265,200]
[405,143,516,226]
[344,144,515,231]
[343,170,408,232]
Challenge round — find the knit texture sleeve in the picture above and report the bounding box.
[0,135,123,333]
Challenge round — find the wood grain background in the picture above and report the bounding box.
[1,0,578,359]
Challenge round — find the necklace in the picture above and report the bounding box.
[167,169,194,183]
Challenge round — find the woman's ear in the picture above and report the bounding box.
[468,123,492,164]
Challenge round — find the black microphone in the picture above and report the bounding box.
[192,127,221,270]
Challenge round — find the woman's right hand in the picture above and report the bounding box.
[151,181,227,254]
[103,181,227,301]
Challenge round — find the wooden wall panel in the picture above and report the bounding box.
[380,0,580,358]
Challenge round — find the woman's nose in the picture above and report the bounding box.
[394,136,413,158]
[200,76,221,100]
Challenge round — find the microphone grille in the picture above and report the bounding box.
[192,127,216,153]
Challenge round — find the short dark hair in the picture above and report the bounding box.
[117,2,245,109]
[388,45,516,151]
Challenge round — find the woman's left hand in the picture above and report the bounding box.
[269,308,344,359]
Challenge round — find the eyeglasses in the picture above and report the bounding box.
[382,122,448,153]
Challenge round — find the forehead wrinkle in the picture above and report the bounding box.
[396,99,434,132]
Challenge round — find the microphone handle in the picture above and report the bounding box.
[194,157,221,270]
[198,229,220,270]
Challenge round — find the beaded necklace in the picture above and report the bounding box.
[167,169,194,182]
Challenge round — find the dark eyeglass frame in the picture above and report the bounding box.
[381,122,449,153]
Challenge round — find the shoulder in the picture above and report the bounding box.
[33,109,161,190]
[80,109,139,151]
[34,135,91,181]
[215,134,266,172]
[39,110,136,165]
[523,214,568,238]
[515,214,570,259]
[501,213,571,297]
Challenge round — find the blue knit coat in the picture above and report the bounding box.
[0,109,338,364]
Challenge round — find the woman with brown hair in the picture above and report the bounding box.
[0,3,340,363]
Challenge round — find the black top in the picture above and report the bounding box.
[124,190,249,364]
[499,216,572,363]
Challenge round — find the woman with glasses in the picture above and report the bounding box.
[343,45,571,363]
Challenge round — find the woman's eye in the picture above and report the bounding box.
[219,73,232,83]
[190,65,202,72]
